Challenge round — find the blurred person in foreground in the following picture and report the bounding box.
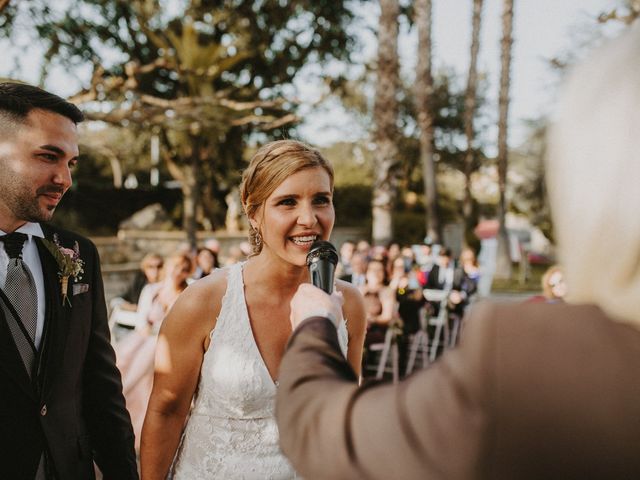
[275,26,640,479]
[140,140,366,479]
[0,82,137,479]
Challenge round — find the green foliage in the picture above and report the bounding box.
[1,0,366,233]
[333,184,372,228]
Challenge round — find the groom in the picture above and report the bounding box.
[0,82,137,479]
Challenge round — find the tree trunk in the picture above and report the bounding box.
[183,137,202,250]
[0,0,10,13]
[495,0,514,279]
[371,0,400,247]
[163,134,200,252]
[414,0,441,244]
[462,0,483,244]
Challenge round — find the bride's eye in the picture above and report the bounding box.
[277,197,296,206]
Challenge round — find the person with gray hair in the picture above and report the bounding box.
[274,25,640,480]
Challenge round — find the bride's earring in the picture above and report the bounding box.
[255,230,262,247]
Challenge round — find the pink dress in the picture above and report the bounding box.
[115,283,166,451]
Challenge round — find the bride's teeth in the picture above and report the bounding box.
[291,235,317,245]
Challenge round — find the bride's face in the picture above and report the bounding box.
[252,166,334,267]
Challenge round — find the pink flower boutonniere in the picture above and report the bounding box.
[42,234,85,306]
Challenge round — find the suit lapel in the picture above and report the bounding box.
[35,226,72,400]
[0,306,37,401]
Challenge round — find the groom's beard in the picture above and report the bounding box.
[6,180,66,223]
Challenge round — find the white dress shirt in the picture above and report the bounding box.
[0,223,47,349]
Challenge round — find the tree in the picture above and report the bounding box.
[1,1,362,246]
[414,0,441,244]
[371,0,401,246]
[598,0,640,24]
[462,0,483,246]
[495,0,514,279]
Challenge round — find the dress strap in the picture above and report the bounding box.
[209,262,243,337]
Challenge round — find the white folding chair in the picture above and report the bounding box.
[365,323,400,383]
[423,288,451,362]
[405,306,430,376]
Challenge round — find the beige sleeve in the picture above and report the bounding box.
[276,304,497,480]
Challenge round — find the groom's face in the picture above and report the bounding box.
[0,108,78,232]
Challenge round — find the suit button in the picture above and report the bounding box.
[40,405,47,416]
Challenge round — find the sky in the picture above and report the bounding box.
[0,0,627,151]
[298,0,626,150]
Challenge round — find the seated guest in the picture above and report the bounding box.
[425,247,475,319]
[527,264,567,304]
[192,247,219,280]
[275,26,640,479]
[111,252,164,312]
[116,251,193,451]
[340,251,368,286]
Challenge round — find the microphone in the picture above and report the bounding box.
[306,240,338,294]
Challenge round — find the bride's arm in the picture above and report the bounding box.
[140,271,226,479]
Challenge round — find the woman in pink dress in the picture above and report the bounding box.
[116,251,193,451]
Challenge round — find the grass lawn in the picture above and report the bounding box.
[491,262,549,294]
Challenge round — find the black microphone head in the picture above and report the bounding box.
[306,240,338,267]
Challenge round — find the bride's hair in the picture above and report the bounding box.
[240,139,334,256]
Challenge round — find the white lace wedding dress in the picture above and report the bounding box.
[171,262,349,479]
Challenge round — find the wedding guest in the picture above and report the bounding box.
[275,26,640,479]
[192,247,218,280]
[140,140,366,479]
[527,265,567,304]
[116,251,193,451]
[111,252,164,312]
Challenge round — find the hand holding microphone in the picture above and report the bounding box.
[289,241,343,329]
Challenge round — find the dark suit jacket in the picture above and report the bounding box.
[276,302,640,479]
[0,224,137,480]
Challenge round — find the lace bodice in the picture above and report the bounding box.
[172,262,348,479]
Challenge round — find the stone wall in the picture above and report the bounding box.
[96,227,366,305]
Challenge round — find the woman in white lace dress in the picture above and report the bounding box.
[140,140,366,479]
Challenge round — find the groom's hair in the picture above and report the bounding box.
[0,82,84,136]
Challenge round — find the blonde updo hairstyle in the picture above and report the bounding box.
[240,140,334,257]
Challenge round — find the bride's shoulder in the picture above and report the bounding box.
[164,267,230,333]
[335,280,366,330]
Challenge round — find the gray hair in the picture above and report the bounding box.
[546,24,640,326]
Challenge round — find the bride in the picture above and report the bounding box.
[140,140,366,479]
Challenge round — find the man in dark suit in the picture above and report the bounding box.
[0,82,137,479]
[275,25,640,480]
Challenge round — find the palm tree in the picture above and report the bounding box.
[414,0,441,244]
[462,0,484,245]
[371,0,401,246]
[495,0,514,279]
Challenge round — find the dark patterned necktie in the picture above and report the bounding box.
[1,232,38,349]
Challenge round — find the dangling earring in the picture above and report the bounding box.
[255,230,262,247]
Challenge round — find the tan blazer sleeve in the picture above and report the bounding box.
[276,305,497,480]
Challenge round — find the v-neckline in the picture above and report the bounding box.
[238,262,279,388]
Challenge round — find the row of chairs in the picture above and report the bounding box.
[365,289,463,383]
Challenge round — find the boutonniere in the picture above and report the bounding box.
[41,234,85,306]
